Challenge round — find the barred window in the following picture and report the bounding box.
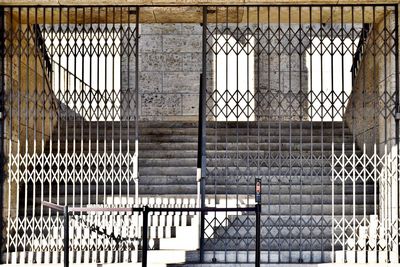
[213,33,255,121]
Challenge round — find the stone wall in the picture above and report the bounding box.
[256,52,309,121]
[121,23,202,121]
[344,14,397,156]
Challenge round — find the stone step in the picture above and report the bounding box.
[39,150,359,161]
[35,196,374,213]
[139,150,358,158]
[38,163,362,175]
[200,250,332,263]
[51,142,355,152]
[4,249,333,267]
[212,222,335,239]
[138,158,356,168]
[53,135,355,143]
[36,165,356,176]
[37,183,375,196]
[6,246,391,265]
[4,250,138,264]
[44,149,360,158]
[203,238,335,251]
[227,214,367,224]
[259,194,375,205]
[34,197,372,216]
[39,175,367,187]
[1,249,336,264]
[258,204,373,215]
[138,166,350,176]
[56,120,348,130]
[38,185,374,204]
[215,226,332,238]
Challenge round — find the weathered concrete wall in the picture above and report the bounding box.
[121,23,201,121]
[344,34,380,155]
[255,52,309,120]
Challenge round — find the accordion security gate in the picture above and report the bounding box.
[200,5,400,264]
[0,6,140,264]
[0,4,399,265]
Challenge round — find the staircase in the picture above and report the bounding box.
[201,121,371,264]
[21,120,373,265]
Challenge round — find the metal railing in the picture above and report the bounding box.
[350,23,371,84]
[42,201,261,267]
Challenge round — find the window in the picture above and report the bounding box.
[213,34,255,121]
[306,37,357,121]
[45,26,121,121]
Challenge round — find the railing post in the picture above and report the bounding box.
[142,206,149,267]
[255,203,261,267]
[63,206,69,267]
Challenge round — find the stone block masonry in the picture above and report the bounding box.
[121,23,202,121]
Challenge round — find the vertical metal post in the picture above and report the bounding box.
[142,206,148,267]
[394,4,400,263]
[197,73,203,205]
[63,206,69,267]
[255,204,261,267]
[197,72,206,261]
[0,7,5,264]
[198,6,208,263]
[134,6,140,205]
[255,179,261,267]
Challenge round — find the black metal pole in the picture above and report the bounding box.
[198,72,206,263]
[255,203,261,267]
[135,6,139,146]
[199,6,208,263]
[142,206,149,267]
[0,7,5,264]
[63,206,69,267]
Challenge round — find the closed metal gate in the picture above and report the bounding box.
[199,4,400,264]
[0,6,139,263]
[0,4,399,265]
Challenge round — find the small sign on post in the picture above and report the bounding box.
[254,178,262,267]
[255,178,261,204]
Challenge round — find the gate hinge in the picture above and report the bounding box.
[396,112,400,120]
